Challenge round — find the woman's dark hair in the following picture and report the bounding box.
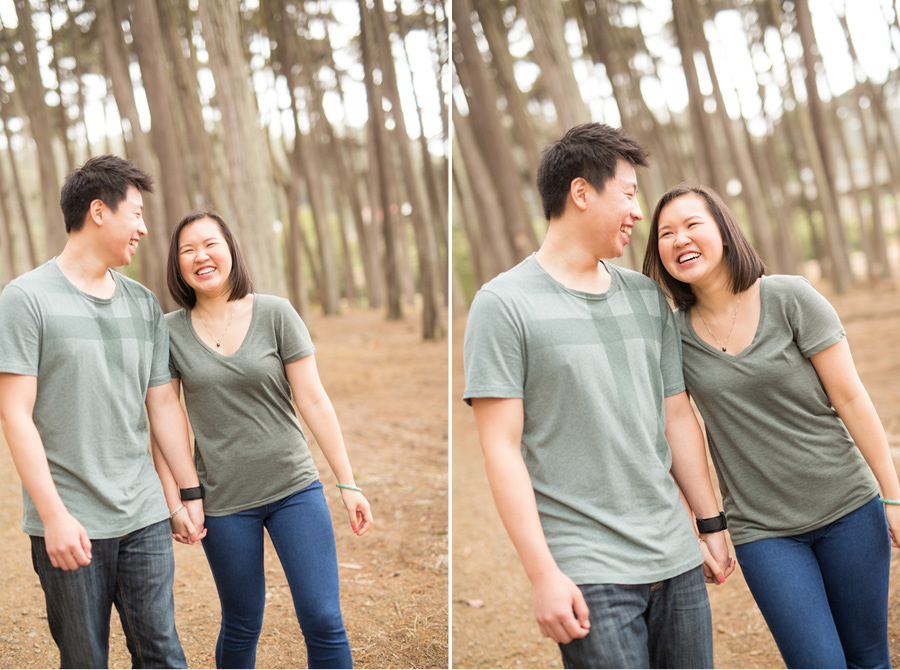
[642,183,765,309]
[167,209,254,309]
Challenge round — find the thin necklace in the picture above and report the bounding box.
[196,303,236,348]
[697,292,742,352]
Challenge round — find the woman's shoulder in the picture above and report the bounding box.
[253,293,297,315]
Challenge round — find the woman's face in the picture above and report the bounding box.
[177,217,234,298]
[656,192,727,286]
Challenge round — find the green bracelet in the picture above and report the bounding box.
[878,497,900,505]
[336,484,362,493]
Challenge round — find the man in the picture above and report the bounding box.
[463,123,734,669]
[0,155,205,668]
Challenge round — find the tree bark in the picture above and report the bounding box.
[198,0,287,297]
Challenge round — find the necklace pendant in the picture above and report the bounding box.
[721,346,727,352]
[216,341,221,348]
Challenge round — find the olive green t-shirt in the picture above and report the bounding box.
[0,260,171,538]
[463,256,703,585]
[166,294,319,516]
[677,275,878,545]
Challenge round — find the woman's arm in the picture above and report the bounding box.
[811,338,900,547]
[285,354,373,536]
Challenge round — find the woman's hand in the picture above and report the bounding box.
[169,506,207,544]
[339,489,373,536]
[884,504,900,549]
[699,537,735,584]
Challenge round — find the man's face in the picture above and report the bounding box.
[100,185,146,267]
[582,159,643,259]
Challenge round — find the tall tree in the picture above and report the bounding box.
[198,0,287,297]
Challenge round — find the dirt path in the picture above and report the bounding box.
[452,279,900,669]
[0,307,448,669]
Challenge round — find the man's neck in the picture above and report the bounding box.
[56,239,116,298]
[535,222,612,294]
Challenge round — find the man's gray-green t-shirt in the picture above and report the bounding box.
[166,294,319,516]
[0,260,171,538]
[676,274,878,545]
[463,256,703,585]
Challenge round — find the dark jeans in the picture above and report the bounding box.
[560,565,713,669]
[31,519,186,669]
[734,496,891,669]
[201,481,352,669]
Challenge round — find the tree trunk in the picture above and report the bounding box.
[792,0,851,291]
[198,0,287,297]
[1,111,38,270]
[453,0,537,260]
[372,0,444,339]
[359,0,402,320]
[518,0,590,132]
[12,0,65,257]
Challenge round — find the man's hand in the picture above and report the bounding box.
[700,532,734,584]
[43,510,92,571]
[532,568,591,644]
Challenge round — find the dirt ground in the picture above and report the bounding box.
[452,278,900,669]
[0,306,448,669]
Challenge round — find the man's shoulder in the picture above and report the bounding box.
[475,256,542,301]
[608,263,663,292]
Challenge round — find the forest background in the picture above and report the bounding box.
[452,0,900,667]
[0,0,449,668]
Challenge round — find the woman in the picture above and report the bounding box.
[152,209,372,669]
[642,183,898,669]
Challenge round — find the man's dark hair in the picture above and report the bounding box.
[59,155,154,233]
[536,123,650,221]
[642,182,766,309]
[167,209,254,310]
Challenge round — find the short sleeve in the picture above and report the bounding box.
[276,299,316,364]
[462,289,525,406]
[0,285,41,376]
[148,298,173,387]
[658,293,685,398]
[789,277,845,357]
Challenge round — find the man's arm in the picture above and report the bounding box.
[471,397,590,644]
[0,373,92,571]
[145,381,205,538]
[664,391,734,582]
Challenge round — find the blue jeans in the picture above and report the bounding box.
[30,519,186,669]
[201,481,351,669]
[734,496,890,669]
[560,565,713,669]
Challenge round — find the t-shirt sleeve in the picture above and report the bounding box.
[789,277,845,357]
[462,289,525,406]
[0,285,40,376]
[658,290,686,397]
[276,299,316,364]
[148,299,173,387]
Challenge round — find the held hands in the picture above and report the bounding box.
[170,499,208,545]
[531,568,591,644]
[699,532,735,585]
[43,511,92,571]
[339,488,373,536]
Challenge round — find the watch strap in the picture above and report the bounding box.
[179,484,204,501]
[696,511,727,534]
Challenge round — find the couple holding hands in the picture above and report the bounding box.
[0,155,371,669]
[464,123,897,669]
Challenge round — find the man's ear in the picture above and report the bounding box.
[570,178,589,212]
[88,199,105,227]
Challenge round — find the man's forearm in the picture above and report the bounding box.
[665,393,720,518]
[3,412,69,522]
[146,389,199,489]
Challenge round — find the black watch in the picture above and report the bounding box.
[696,512,727,534]
[179,484,204,501]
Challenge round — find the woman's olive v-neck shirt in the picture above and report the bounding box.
[676,275,877,545]
[166,294,319,516]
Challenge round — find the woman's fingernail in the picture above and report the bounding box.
[718,576,725,583]
[352,525,357,532]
